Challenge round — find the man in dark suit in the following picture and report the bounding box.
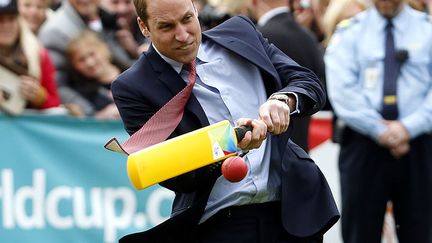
[112,0,339,242]
[248,0,326,152]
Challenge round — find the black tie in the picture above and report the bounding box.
[382,20,399,120]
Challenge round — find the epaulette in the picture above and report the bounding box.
[335,17,358,32]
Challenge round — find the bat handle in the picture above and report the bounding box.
[234,125,253,141]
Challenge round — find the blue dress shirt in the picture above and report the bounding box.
[154,38,282,223]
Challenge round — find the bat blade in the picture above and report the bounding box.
[127,120,239,190]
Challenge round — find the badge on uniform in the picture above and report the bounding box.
[364,67,380,89]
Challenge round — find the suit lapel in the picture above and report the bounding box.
[145,46,209,128]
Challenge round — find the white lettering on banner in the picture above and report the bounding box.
[15,169,45,229]
[0,169,174,243]
[46,186,74,229]
[2,169,14,228]
[74,187,103,229]
[147,188,175,224]
[104,188,137,241]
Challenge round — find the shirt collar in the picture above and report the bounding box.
[258,6,289,27]
[152,43,184,73]
[371,4,410,32]
[152,42,209,74]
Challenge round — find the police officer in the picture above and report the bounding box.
[325,0,432,242]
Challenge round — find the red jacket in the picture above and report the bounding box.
[35,48,61,109]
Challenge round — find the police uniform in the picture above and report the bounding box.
[325,5,432,243]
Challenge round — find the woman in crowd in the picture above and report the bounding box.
[17,0,51,34]
[0,0,60,114]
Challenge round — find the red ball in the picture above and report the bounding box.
[221,156,248,182]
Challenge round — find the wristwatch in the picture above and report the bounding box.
[269,93,290,106]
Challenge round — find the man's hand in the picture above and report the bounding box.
[236,118,267,151]
[378,120,411,158]
[258,99,290,135]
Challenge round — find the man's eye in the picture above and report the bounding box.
[159,25,171,30]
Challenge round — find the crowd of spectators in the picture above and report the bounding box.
[0,0,149,118]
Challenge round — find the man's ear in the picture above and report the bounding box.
[137,17,150,37]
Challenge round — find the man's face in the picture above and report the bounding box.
[69,0,100,19]
[139,0,201,64]
[373,0,404,18]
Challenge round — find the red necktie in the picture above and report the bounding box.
[105,60,197,155]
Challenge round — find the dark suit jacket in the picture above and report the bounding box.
[112,16,339,242]
[258,11,326,152]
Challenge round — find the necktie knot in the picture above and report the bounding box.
[183,60,196,73]
[184,60,197,84]
[386,20,393,31]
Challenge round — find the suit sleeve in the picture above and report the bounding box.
[242,16,326,115]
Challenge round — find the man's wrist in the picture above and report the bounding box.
[269,93,297,113]
[269,93,290,106]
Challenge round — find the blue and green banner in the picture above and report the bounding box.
[0,114,174,243]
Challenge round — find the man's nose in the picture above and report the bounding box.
[175,25,189,42]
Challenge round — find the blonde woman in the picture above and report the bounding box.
[321,0,368,46]
[17,0,52,34]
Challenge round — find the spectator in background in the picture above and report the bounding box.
[66,30,120,119]
[100,0,150,58]
[215,0,254,20]
[0,0,60,114]
[17,0,51,34]
[428,0,432,13]
[242,0,326,152]
[193,0,208,12]
[321,0,367,47]
[325,0,432,242]
[49,0,62,10]
[289,0,326,43]
[197,0,231,29]
[408,0,430,12]
[39,0,136,116]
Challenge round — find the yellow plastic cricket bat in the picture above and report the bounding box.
[127,120,250,190]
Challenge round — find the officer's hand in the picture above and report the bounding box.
[258,99,290,135]
[390,142,410,159]
[236,118,267,150]
[378,120,410,148]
